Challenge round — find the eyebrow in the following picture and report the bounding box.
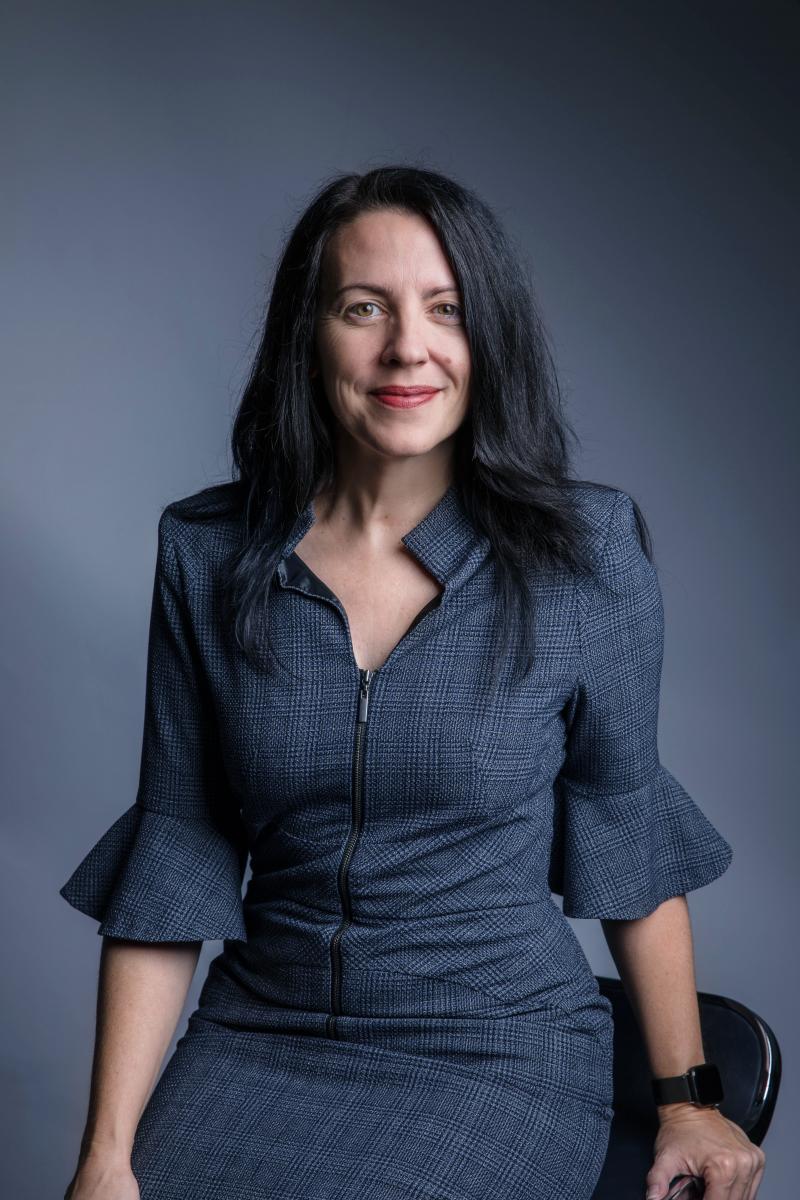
[333,282,461,301]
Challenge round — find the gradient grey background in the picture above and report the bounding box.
[2,1,796,1195]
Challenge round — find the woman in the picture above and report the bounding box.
[61,165,764,1200]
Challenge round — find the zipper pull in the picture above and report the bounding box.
[357,668,375,723]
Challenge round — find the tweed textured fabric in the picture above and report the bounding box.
[59,480,733,1199]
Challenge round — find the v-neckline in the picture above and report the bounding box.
[273,482,490,674]
[284,548,444,674]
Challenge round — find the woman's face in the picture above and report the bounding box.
[314,208,471,463]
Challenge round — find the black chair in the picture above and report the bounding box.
[592,976,781,1199]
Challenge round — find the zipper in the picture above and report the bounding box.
[324,596,443,1039]
[325,666,375,1039]
[276,552,445,1040]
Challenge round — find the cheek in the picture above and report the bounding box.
[439,340,471,383]
[317,322,367,373]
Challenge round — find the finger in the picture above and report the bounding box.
[647,1157,692,1199]
[731,1147,766,1200]
[701,1153,739,1200]
[645,1168,675,1199]
[744,1149,767,1200]
[730,1168,750,1200]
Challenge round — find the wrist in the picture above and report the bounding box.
[79,1132,134,1165]
[657,1100,698,1114]
[657,1100,720,1122]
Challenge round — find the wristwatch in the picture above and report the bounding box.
[652,1062,724,1108]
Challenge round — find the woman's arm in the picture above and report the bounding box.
[601,893,704,1114]
[67,937,200,1194]
[602,896,766,1199]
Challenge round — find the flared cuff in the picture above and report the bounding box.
[59,803,248,942]
[551,764,734,920]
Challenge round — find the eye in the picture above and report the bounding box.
[345,301,382,320]
[434,303,463,321]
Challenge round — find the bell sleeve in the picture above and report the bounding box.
[59,507,249,942]
[548,490,733,920]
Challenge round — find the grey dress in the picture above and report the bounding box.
[59,480,733,1199]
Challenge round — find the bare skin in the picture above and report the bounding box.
[64,938,200,1199]
[293,486,444,672]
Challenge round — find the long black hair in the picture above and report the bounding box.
[194,164,652,688]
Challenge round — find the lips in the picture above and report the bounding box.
[369,386,441,410]
[370,387,441,396]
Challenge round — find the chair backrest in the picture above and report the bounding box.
[591,975,781,1198]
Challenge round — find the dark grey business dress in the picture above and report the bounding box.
[59,480,733,1199]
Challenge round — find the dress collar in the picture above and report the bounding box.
[277,482,490,590]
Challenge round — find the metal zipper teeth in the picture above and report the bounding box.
[326,667,374,1039]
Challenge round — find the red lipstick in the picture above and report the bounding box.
[369,386,442,409]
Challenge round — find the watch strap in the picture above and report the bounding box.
[652,1062,724,1107]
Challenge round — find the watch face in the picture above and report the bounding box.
[689,1063,724,1105]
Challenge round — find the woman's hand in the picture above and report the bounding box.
[645,1103,766,1199]
[64,1150,140,1200]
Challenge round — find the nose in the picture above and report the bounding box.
[379,309,430,366]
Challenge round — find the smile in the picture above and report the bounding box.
[369,388,441,409]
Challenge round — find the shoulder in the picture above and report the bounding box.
[565,482,636,570]
[566,491,663,663]
[157,481,245,587]
[565,483,657,627]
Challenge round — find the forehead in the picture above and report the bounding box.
[321,209,457,288]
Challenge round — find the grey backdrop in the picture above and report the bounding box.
[2,2,796,1196]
